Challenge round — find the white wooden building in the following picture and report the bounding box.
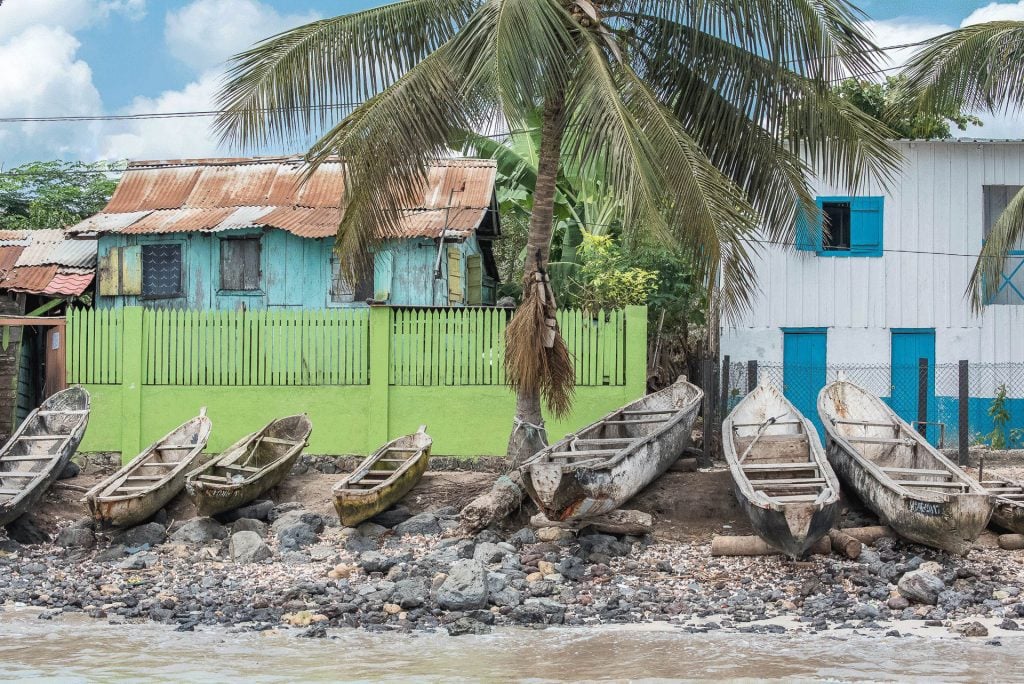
[721,139,1024,441]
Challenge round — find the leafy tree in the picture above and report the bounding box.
[215,0,900,474]
[834,76,982,140]
[0,161,122,230]
[566,232,657,313]
[902,21,1024,307]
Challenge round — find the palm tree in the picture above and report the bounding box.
[902,21,1024,308]
[216,0,898,480]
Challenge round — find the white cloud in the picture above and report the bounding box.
[99,71,225,160]
[962,1,1024,24]
[863,19,954,69]
[0,0,145,41]
[0,26,103,164]
[165,0,319,72]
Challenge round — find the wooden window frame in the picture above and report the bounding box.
[218,236,263,294]
[140,242,185,300]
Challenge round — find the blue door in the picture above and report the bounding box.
[783,328,827,439]
[890,329,936,442]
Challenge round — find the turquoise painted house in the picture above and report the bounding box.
[69,157,501,309]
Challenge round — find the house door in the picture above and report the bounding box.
[890,329,936,442]
[783,328,827,440]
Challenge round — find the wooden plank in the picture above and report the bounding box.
[881,467,952,477]
[742,462,819,472]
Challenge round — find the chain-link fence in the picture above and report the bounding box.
[706,359,1024,454]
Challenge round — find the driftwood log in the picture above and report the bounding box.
[828,528,862,559]
[530,509,653,536]
[836,526,894,544]
[998,534,1024,550]
[711,535,830,557]
[458,472,527,535]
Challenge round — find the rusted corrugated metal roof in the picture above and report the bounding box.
[16,234,96,268]
[0,246,25,272]
[1,265,59,292]
[0,230,97,295]
[69,156,496,240]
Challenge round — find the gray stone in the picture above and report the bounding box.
[222,500,274,522]
[490,586,522,607]
[56,527,95,549]
[393,578,428,608]
[473,542,510,564]
[358,551,409,573]
[898,570,945,605]
[231,518,267,536]
[395,513,440,536]
[556,556,586,581]
[58,461,80,480]
[230,531,272,563]
[953,621,989,637]
[370,505,413,528]
[276,523,317,551]
[887,595,910,610]
[268,502,304,521]
[5,515,49,544]
[436,559,488,610]
[356,522,388,538]
[344,534,378,553]
[508,528,537,547]
[94,545,127,562]
[475,529,502,544]
[579,533,630,558]
[112,522,166,548]
[117,552,157,570]
[171,518,227,544]
[271,510,324,535]
[446,617,491,636]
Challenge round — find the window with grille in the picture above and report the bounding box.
[983,185,1024,305]
[220,237,261,291]
[330,255,355,303]
[141,243,182,298]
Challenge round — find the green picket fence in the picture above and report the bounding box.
[67,308,123,385]
[388,307,627,386]
[140,309,371,386]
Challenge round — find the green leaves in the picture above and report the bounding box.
[0,161,122,230]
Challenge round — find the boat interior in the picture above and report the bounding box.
[730,385,831,504]
[193,415,310,485]
[538,380,701,468]
[981,475,1024,503]
[341,431,431,491]
[821,381,976,495]
[0,387,89,499]
[97,417,211,498]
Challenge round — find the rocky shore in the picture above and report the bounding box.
[2,457,1024,640]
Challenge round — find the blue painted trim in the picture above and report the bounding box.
[781,326,827,333]
[891,327,935,333]
[801,195,884,258]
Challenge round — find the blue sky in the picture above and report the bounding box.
[1,0,1022,166]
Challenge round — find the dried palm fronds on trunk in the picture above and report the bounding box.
[504,269,575,418]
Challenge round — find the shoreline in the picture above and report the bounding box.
[2,459,1024,641]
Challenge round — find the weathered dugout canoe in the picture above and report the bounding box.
[521,376,703,521]
[0,386,90,526]
[332,426,431,527]
[723,383,841,558]
[84,410,212,527]
[978,475,1024,533]
[185,415,311,517]
[818,379,991,555]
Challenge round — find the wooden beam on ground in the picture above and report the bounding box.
[828,528,862,559]
[530,509,653,536]
[710,535,830,557]
[836,525,894,544]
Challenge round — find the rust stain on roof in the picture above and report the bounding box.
[1,265,59,292]
[0,246,25,272]
[70,156,497,240]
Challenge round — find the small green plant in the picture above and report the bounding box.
[570,232,658,314]
[987,384,1012,450]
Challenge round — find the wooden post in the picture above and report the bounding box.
[958,360,969,466]
[917,357,928,442]
[120,307,144,462]
[700,357,714,468]
[720,354,731,418]
[747,359,758,394]
[367,305,391,450]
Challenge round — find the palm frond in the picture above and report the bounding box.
[215,0,476,148]
[970,186,1024,311]
[903,21,1024,116]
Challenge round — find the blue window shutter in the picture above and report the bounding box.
[794,202,820,251]
[851,196,883,257]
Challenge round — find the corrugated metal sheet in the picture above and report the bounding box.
[68,157,496,240]
[16,236,96,268]
[2,265,58,292]
[0,230,31,246]
[0,246,25,272]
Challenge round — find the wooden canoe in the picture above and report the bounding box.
[818,379,991,555]
[332,426,431,527]
[0,386,90,527]
[185,414,311,517]
[84,410,212,528]
[521,376,703,521]
[723,383,841,558]
[978,475,1024,533]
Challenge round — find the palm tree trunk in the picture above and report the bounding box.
[458,93,567,535]
[507,91,567,464]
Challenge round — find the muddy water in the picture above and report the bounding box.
[0,612,1019,682]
